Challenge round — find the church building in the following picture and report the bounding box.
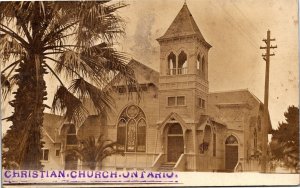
[41,3,271,172]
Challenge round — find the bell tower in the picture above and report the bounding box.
[157,3,212,122]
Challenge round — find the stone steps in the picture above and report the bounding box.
[157,162,176,171]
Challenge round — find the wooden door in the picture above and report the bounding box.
[225,145,238,170]
[167,136,184,162]
[65,153,78,170]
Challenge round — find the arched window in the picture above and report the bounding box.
[178,51,187,74]
[117,105,146,152]
[66,124,77,145]
[168,52,176,75]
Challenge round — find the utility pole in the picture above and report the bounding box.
[260,30,277,173]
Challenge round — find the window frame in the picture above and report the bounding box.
[117,105,147,153]
[213,133,217,157]
[167,96,176,106]
[167,96,186,107]
[41,148,49,161]
[198,97,206,109]
[66,124,77,146]
[55,149,60,157]
[177,96,186,106]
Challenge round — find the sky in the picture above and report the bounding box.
[115,0,299,128]
[1,0,299,132]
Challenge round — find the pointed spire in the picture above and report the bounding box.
[157,3,210,47]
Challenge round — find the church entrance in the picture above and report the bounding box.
[167,123,184,162]
[65,152,78,170]
[225,135,239,171]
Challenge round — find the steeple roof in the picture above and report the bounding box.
[157,3,209,46]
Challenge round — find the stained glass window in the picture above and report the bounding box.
[117,105,146,152]
[117,119,126,151]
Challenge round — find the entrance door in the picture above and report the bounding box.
[167,123,184,162]
[65,152,78,170]
[225,135,239,171]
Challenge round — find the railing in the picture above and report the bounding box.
[174,154,186,171]
[167,68,188,75]
[234,162,243,172]
[177,68,188,75]
[151,153,165,171]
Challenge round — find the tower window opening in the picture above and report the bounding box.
[197,54,201,71]
[201,56,205,78]
[178,51,187,74]
[167,52,176,75]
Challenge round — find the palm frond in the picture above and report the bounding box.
[1,73,11,100]
[72,1,127,48]
[0,34,25,63]
[1,59,20,100]
[52,85,88,125]
[69,78,114,117]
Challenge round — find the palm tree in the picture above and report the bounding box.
[70,135,123,170]
[1,1,137,170]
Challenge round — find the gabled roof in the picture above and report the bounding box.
[42,113,64,143]
[157,3,210,46]
[109,59,159,86]
[128,59,159,76]
[207,89,272,131]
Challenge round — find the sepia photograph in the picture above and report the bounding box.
[0,0,299,186]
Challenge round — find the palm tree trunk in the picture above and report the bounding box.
[3,55,47,170]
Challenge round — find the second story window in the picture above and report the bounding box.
[168,96,186,106]
[168,97,176,106]
[177,96,185,105]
